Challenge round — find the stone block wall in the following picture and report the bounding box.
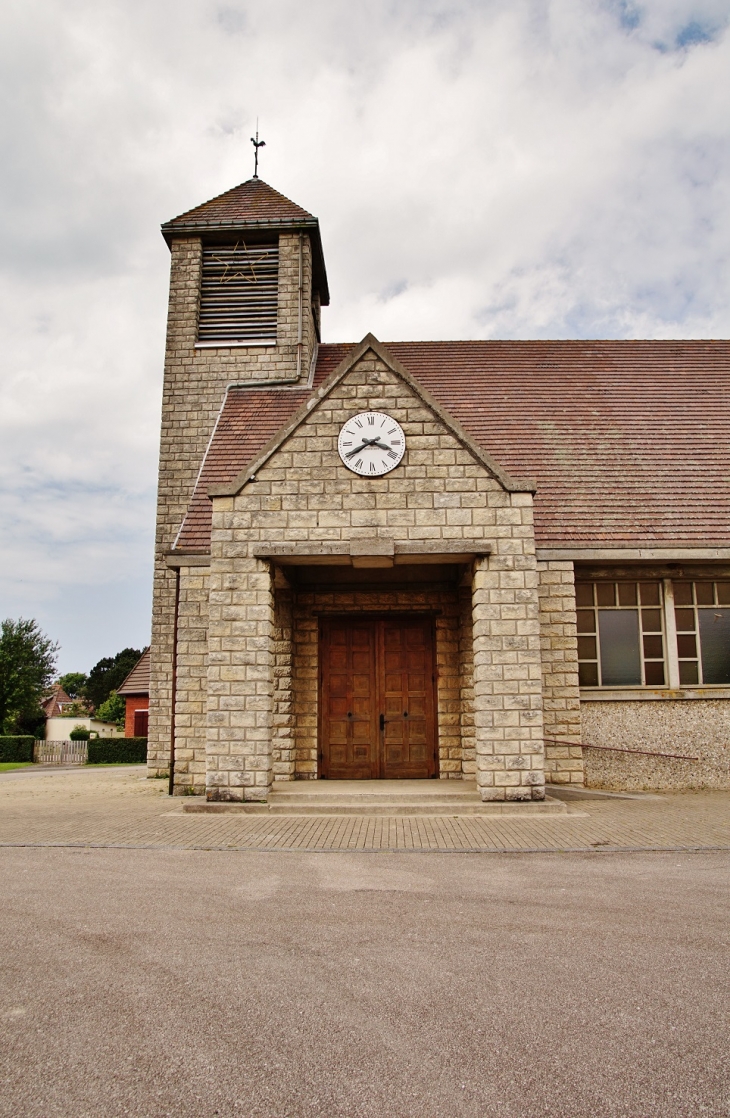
[471,547,546,801]
[171,566,210,792]
[149,230,318,775]
[458,588,476,776]
[272,587,295,780]
[537,560,583,784]
[205,555,275,801]
[148,565,177,776]
[206,349,545,801]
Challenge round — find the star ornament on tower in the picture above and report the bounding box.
[211,239,272,285]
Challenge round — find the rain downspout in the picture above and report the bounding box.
[168,568,180,797]
[296,232,303,380]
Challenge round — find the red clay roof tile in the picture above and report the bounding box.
[174,340,730,552]
[41,686,73,718]
[163,178,316,231]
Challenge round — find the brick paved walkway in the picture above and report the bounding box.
[0,766,728,851]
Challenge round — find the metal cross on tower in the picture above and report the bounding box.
[251,125,265,178]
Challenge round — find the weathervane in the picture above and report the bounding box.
[251,123,265,178]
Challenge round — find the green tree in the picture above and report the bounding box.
[85,647,142,710]
[0,618,59,734]
[95,690,125,729]
[58,672,88,699]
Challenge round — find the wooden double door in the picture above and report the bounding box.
[319,615,438,779]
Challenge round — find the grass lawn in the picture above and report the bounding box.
[0,762,33,771]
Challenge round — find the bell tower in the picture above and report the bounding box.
[148,177,329,775]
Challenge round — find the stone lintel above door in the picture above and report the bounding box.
[252,539,493,568]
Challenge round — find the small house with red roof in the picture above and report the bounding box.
[117,648,150,737]
[147,176,730,799]
[40,685,74,720]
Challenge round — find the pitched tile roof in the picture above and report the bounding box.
[173,340,730,553]
[116,647,151,697]
[161,178,329,304]
[163,178,316,231]
[175,390,316,552]
[41,686,73,718]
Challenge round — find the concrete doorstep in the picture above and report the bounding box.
[180,779,570,816]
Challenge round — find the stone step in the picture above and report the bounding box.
[181,780,568,816]
[271,789,481,804]
[265,798,567,817]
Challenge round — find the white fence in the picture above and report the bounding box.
[34,740,88,765]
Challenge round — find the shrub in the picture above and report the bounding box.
[94,690,125,729]
[0,736,34,763]
[87,738,147,764]
[69,725,91,741]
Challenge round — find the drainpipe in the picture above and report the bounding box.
[296,232,303,380]
[168,568,180,797]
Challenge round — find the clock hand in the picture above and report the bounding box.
[345,437,379,458]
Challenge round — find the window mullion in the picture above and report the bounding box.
[594,592,602,686]
[663,578,680,689]
[695,597,704,685]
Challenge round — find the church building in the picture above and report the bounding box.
[148,176,730,800]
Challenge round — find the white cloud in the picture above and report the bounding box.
[0,0,728,670]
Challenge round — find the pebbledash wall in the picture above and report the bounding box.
[581,700,730,791]
[148,231,318,779]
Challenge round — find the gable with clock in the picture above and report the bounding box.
[167,329,546,803]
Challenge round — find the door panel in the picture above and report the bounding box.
[319,616,437,779]
[380,618,435,778]
[320,619,378,778]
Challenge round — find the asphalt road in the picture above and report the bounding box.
[1,848,728,1118]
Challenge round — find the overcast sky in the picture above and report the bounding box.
[2,0,729,674]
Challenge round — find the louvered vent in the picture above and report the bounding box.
[197,240,279,345]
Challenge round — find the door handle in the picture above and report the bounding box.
[379,713,385,732]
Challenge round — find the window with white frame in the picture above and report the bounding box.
[673,581,730,685]
[576,580,665,687]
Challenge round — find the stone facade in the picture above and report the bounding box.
[149,180,730,800]
[202,349,545,801]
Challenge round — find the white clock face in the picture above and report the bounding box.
[337,412,406,476]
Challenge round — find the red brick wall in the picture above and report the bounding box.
[125,696,149,737]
